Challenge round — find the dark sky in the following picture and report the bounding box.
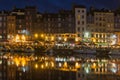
[0,0,119,12]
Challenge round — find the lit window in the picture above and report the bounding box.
[77,15,80,20]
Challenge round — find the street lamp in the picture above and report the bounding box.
[63,62,67,68]
[75,38,79,42]
[75,62,80,69]
[51,36,54,41]
[41,64,44,69]
[64,38,67,42]
[34,33,38,39]
[41,34,44,38]
[35,64,38,69]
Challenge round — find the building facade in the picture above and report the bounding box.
[7,15,16,40]
[87,9,115,46]
[74,5,87,41]
[114,12,120,45]
[0,11,8,40]
[25,6,37,40]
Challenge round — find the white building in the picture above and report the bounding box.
[74,5,87,41]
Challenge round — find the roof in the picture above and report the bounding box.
[12,8,25,12]
[73,5,86,8]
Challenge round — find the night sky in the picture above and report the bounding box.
[0,0,119,12]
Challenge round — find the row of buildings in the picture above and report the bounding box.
[0,5,120,45]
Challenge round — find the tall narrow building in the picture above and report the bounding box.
[25,6,37,39]
[74,5,87,41]
[11,8,25,36]
[7,15,16,41]
[0,11,8,40]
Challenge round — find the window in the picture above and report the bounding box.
[96,29,98,32]
[82,15,84,19]
[96,23,98,26]
[82,21,84,25]
[82,27,84,31]
[99,23,102,26]
[99,34,102,38]
[78,10,80,13]
[27,12,30,15]
[78,34,80,37]
[19,20,22,23]
[58,18,61,21]
[91,34,94,37]
[69,15,71,17]
[0,35,2,39]
[68,24,71,27]
[48,18,50,21]
[26,17,28,20]
[4,22,6,26]
[108,24,110,27]
[77,27,80,32]
[82,10,84,13]
[58,23,61,27]
[19,25,22,28]
[103,18,105,21]
[82,34,84,37]
[96,18,98,20]
[78,21,80,25]
[78,73,80,77]
[3,30,6,33]
[77,15,80,20]
[96,34,98,38]
[4,17,6,20]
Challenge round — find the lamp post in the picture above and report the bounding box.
[34,33,38,40]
